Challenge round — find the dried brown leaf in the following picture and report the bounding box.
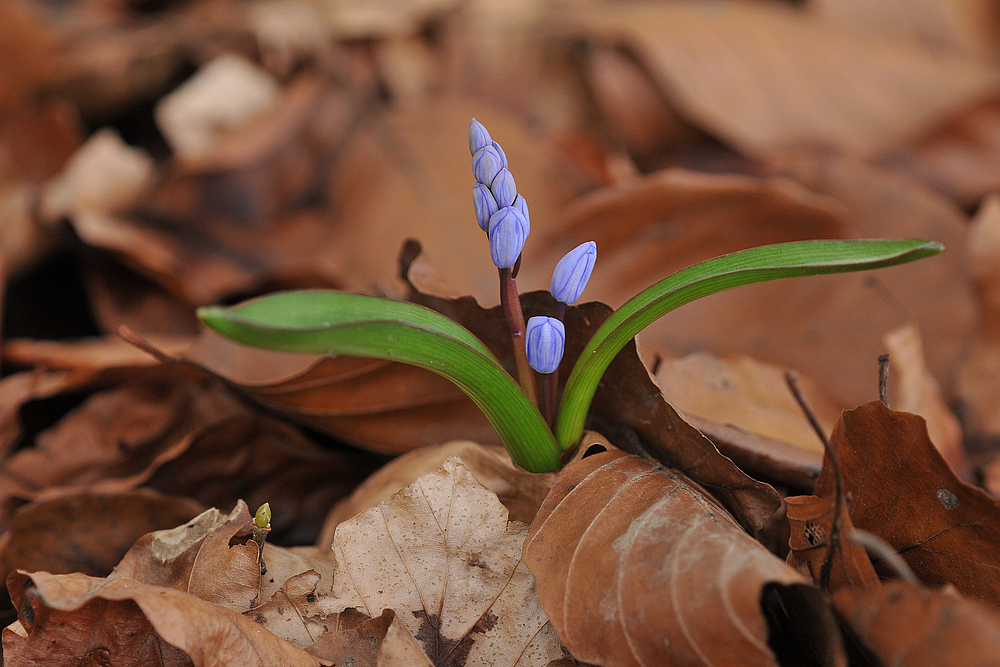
[110,501,261,613]
[0,489,204,601]
[816,401,1000,605]
[4,570,326,666]
[834,581,1000,666]
[559,0,1000,158]
[524,443,842,666]
[329,456,567,666]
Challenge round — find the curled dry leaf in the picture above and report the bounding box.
[882,323,969,480]
[329,456,567,666]
[110,501,262,613]
[785,494,879,592]
[816,401,1000,605]
[523,444,842,667]
[317,440,556,550]
[3,570,326,667]
[833,581,1000,666]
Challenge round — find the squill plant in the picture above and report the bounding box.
[198,119,944,473]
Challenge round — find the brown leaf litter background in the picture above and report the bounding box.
[6,0,1000,663]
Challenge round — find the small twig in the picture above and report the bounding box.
[849,529,919,586]
[878,354,890,408]
[786,371,843,591]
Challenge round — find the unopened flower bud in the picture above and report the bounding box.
[492,140,508,169]
[550,241,597,305]
[488,206,528,269]
[473,146,503,187]
[525,316,565,374]
[469,119,492,155]
[254,502,271,528]
[473,183,499,231]
[512,194,530,235]
[491,169,517,208]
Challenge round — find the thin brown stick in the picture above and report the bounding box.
[878,353,890,407]
[786,371,843,591]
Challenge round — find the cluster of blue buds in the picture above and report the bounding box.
[469,119,530,269]
[469,119,596,381]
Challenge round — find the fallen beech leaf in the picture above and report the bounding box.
[110,501,261,613]
[524,445,842,666]
[785,494,879,592]
[833,581,1000,666]
[0,489,204,603]
[657,353,841,451]
[883,323,969,480]
[4,570,327,666]
[317,440,556,550]
[816,401,1000,605]
[559,0,1000,158]
[655,352,837,488]
[330,457,566,666]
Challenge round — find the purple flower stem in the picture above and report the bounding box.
[499,266,538,407]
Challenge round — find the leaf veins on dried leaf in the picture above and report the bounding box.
[329,456,567,666]
[524,441,844,667]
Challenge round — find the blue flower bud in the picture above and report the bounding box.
[488,206,528,269]
[550,241,597,305]
[525,316,565,374]
[491,168,517,208]
[512,194,530,235]
[473,183,499,231]
[469,119,492,155]
[473,146,503,187]
[492,140,508,169]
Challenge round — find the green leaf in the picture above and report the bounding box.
[197,291,562,473]
[554,238,944,450]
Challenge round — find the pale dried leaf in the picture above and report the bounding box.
[330,457,565,666]
[156,55,280,159]
[883,323,969,479]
